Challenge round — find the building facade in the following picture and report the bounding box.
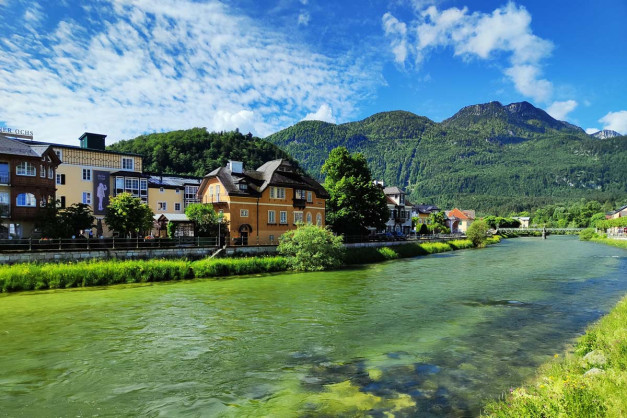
[446,208,476,233]
[22,133,143,235]
[198,159,328,245]
[0,135,61,238]
[382,186,413,234]
[148,174,202,215]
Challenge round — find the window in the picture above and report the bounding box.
[270,186,285,199]
[307,191,313,202]
[16,162,36,176]
[82,168,91,181]
[140,179,148,196]
[122,157,134,170]
[268,210,276,224]
[40,165,45,178]
[115,177,124,193]
[0,162,9,184]
[240,209,249,217]
[316,213,322,226]
[174,203,181,211]
[280,211,287,224]
[158,202,167,211]
[238,183,248,191]
[48,167,54,179]
[82,192,91,205]
[307,213,312,224]
[55,150,62,161]
[294,189,306,199]
[269,234,275,243]
[0,192,9,217]
[176,189,181,194]
[185,185,199,201]
[16,193,36,207]
[294,211,303,224]
[160,187,164,193]
[60,196,66,208]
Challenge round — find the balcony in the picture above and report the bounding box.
[293,198,306,209]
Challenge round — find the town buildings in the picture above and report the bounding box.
[0,135,61,238]
[198,159,328,245]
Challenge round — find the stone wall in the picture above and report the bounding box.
[0,246,217,264]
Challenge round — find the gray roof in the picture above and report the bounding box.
[148,174,202,188]
[156,213,191,222]
[383,186,404,195]
[201,159,329,199]
[414,204,440,214]
[0,135,61,165]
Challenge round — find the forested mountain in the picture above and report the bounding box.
[265,101,627,214]
[107,128,292,177]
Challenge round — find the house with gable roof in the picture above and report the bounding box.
[445,208,475,233]
[197,159,329,245]
[382,186,413,234]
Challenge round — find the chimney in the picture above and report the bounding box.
[228,160,243,174]
[79,132,107,150]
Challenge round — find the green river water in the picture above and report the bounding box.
[1,237,626,417]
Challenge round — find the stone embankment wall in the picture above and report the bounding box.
[0,247,217,264]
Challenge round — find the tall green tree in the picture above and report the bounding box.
[36,201,95,238]
[105,193,154,237]
[322,147,389,236]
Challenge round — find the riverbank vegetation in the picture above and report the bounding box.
[483,292,627,417]
[0,236,500,293]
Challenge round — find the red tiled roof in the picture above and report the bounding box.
[448,208,470,220]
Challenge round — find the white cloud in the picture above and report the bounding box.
[303,103,336,123]
[298,12,310,26]
[546,100,578,121]
[600,110,627,135]
[382,12,409,64]
[0,0,377,144]
[585,128,599,135]
[383,2,555,103]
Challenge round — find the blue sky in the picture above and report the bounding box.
[0,0,626,145]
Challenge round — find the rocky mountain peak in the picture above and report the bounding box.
[591,129,621,139]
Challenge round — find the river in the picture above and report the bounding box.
[1,237,626,417]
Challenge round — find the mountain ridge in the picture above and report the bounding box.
[265,101,627,214]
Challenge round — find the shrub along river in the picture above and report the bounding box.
[1,237,626,417]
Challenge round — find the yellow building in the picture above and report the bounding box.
[198,160,328,245]
[148,174,201,215]
[28,132,144,235]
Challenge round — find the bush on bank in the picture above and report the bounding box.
[483,293,627,417]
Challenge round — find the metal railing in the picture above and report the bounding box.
[343,233,465,244]
[0,236,219,252]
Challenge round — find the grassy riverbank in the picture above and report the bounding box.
[483,241,627,417]
[591,237,627,250]
[0,237,500,293]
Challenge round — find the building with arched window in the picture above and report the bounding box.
[0,135,61,238]
[198,159,328,245]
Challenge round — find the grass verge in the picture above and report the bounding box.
[0,237,502,293]
[483,240,627,417]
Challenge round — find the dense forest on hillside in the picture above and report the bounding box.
[108,128,292,177]
[266,103,627,214]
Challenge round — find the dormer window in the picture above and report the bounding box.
[238,183,248,191]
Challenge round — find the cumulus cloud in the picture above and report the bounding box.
[546,100,578,121]
[382,12,409,64]
[383,2,555,103]
[600,110,627,135]
[0,0,376,144]
[303,103,336,123]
